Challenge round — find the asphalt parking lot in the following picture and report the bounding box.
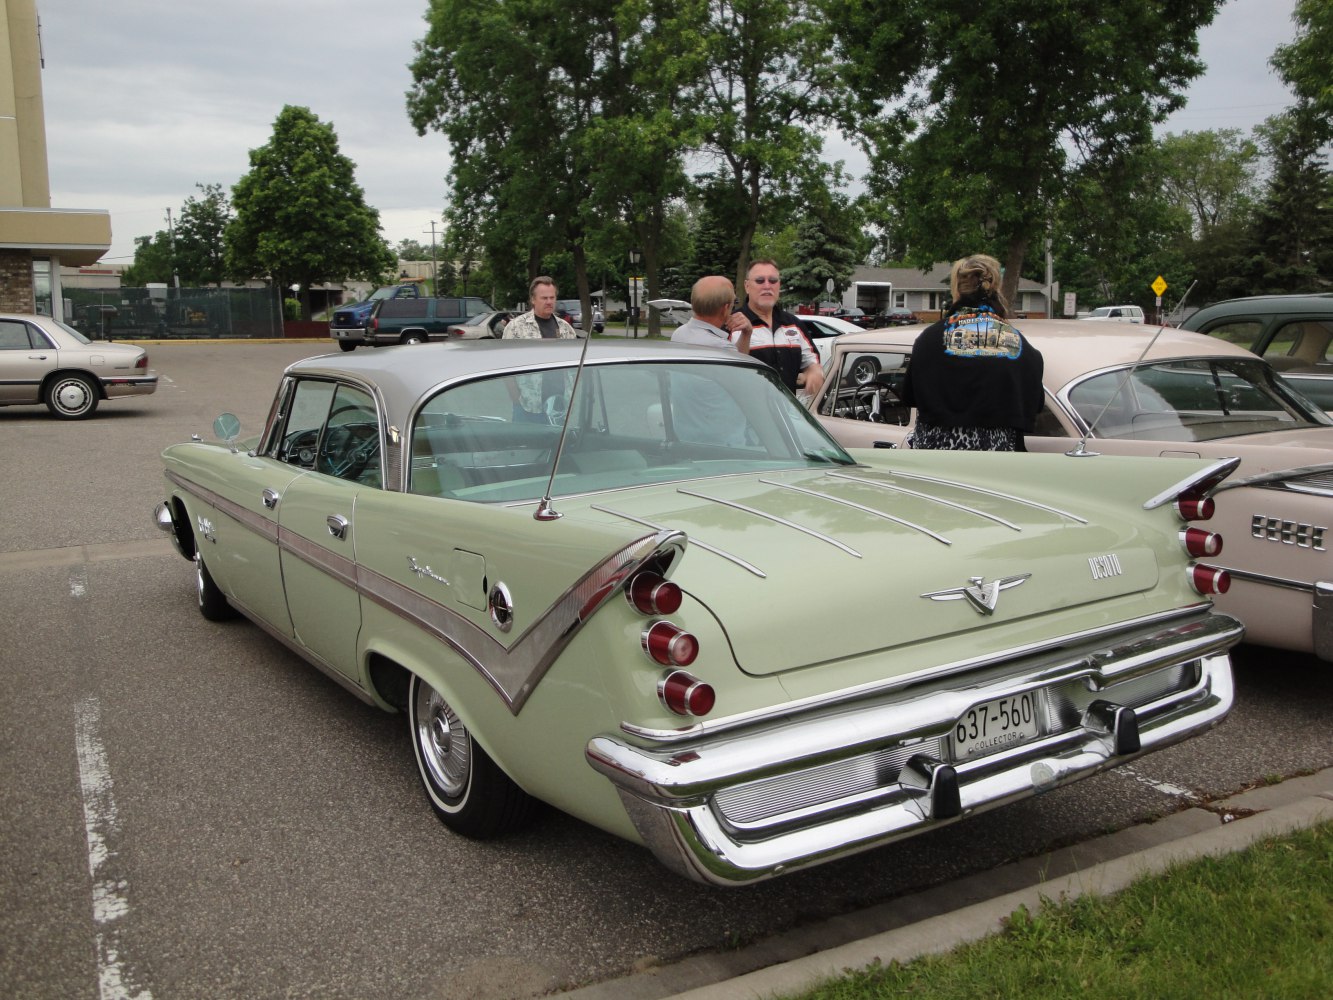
[3,339,1332,999]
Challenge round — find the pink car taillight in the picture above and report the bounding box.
[626,572,683,616]
[1180,526,1223,558]
[642,621,698,667]
[1188,564,1231,595]
[659,669,715,717]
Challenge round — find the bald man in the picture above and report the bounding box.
[670,275,752,352]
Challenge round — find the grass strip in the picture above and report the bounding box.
[787,821,1333,1000]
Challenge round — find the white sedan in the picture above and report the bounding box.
[0,312,158,419]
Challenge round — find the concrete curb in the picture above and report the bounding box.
[558,768,1333,1000]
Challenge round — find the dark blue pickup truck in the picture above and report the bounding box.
[329,284,422,351]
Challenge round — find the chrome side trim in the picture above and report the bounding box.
[675,488,861,557]
[591,505,766,579]
[824,471,1021,530]
[758,478,951,545]
[167,469,279,543]
[1213,462,1333,494]
[618,603,1223,742]
[1214,566,1315,593]
[877,470,1088,523]
[1142,457,1241,511]
[167,468,684,714]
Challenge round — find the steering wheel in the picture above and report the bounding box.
[320,421,379,479]
[281,428,321,467]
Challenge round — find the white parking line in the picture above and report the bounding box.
[74,696,152,1000]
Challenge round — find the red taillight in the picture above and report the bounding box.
[1180,527,1223,557]
[659,669,715,717]
[1188,564,1231,595]
[642,621,698,666]
[1175,493,1215,521]
[136,354,148,370]
[627,572,682,616]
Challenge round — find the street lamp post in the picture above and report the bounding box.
[629,248,642,339]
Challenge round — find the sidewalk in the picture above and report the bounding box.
[559,767,1333,1000]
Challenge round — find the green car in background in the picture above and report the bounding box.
[155,339,1241,885]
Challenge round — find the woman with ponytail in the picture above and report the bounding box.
[900,254,1044,451]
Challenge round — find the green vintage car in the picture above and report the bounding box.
[155,339,1242,885]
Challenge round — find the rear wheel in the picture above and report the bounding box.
[401,332,426,346]
[45,373,99,419]
[195,551,236,621]
[850,356,881,387]
[408,674,539,838]
[338,341,357,352]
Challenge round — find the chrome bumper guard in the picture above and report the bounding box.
[586,611,1242,886]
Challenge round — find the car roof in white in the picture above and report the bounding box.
[827,318,1261,389]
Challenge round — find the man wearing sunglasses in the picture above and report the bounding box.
[739,259,825,402]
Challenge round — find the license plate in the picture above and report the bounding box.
[951,691,1043,761]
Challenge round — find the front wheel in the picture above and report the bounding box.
[195,551,237,621]
[45,373,99,419]
[850,356,881,387]
[408,674,539,838]
[338,341,357,352]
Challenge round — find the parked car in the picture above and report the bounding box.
[645,297,691,327]
[329,284,422,349]
[357,296,494,348]
[793,313,864,363]
[444,311,512,340]
[154,338,1241,884]
[1180,294,1333,409]
[556,299,606,334]
[832,306,879,328]
[1080,305,1145,323]
[0,312,158,419]
[810,319,1333,661]
[876,308,918,326]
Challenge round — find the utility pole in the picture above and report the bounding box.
[165,207,180,290]
[423,220,440,293]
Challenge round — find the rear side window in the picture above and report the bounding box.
[1203,320,1262,351]
[380,299,429,319]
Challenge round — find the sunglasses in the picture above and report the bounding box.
[750,276,781,285]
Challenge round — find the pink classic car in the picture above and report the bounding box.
[812,320,1333,661]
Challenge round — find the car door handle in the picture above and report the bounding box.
[262,488,280,509]
[28,354,49,360]
[326,514,350,540]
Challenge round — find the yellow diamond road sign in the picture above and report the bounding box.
[1152,275,1168,297]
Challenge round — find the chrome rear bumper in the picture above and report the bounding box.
[587,611,1242,886]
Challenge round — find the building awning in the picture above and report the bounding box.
[0,207,112,266]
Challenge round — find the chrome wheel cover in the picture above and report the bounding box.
[53,377,94,416]
[851,359,878,386]
[194,552,206,607]
[414,682,471,798]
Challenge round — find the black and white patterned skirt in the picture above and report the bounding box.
[906,418,1018,452]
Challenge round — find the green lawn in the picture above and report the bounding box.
[785,822,1333,1000]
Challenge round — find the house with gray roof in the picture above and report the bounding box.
[842,264,1051,321]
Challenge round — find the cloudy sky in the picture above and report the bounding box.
[36,0,1300,264]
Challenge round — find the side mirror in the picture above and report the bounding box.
[214,412,242,451]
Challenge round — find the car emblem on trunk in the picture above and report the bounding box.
[922,574,1031,615]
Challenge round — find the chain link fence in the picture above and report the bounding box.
[63,286,284,341]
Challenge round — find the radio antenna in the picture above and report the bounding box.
[1066,280,1197,457]
[533,327,596,521]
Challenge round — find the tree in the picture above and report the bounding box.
[1232,107,1333,295]
[1157,130,1260,238]
[174,183,232,286]
[1271,0,1333,140]
[694,0,843,288]
[394,239,433,262]
[782,194,863,303]
[226,106,394,319]
[830,0,1224,305]
[121,232,173,287]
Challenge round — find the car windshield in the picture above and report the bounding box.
[1066,357,1333,442]
[409,360,855,502]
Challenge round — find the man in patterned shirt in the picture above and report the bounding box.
[502,276,577,422]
